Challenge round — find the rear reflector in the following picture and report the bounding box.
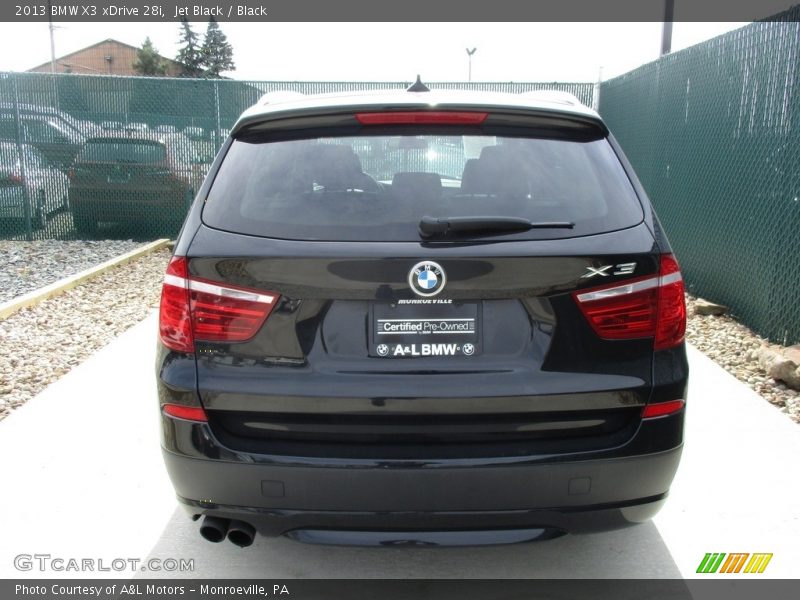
[642,400,685,419]
[162,404,208,422]
[573,254,686,349]
[159,256,280,352]
[355,111,488,125]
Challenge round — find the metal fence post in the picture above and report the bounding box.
[12,73,33,241]
[214,81,222,151]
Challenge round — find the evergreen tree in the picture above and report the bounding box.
[133,37,167,76]
[200,17,235,78]
[176,17,203,77]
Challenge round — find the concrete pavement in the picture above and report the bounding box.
[1,311,798,579]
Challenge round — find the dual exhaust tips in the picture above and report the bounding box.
[199,516,256,547]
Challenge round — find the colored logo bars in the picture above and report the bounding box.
[696,553,773,574]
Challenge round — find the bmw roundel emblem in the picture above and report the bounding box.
[409,261,446,297]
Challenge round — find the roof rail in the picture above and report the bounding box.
[519,90,583,107]
[257,91,306,106]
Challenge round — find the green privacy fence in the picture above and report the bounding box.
[3,17,799,347]
[599,9,800,345]
[0,73,593,241]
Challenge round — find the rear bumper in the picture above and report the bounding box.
[175,491,669,544]
[0,207,24,218]
[161,414,683,540]
[0,186,26,217]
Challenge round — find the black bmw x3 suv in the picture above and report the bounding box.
[156,85,688,548]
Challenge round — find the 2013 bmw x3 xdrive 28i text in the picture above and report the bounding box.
[156,82,688,548]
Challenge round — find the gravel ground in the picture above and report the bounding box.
[0,240,143,303]
[0,248,171,421]
[686,295,799,424]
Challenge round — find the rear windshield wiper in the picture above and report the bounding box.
[419,216,575,239]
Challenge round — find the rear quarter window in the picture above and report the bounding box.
[202,132,643,242]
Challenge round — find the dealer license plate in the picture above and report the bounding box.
[370,301,481,358]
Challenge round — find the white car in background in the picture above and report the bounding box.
[0,141,69,229]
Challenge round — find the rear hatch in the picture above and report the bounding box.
[176,108,672,459]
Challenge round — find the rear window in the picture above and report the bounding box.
[202,133,643,241]
[79,139,166,164]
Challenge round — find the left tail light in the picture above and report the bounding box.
[158,256,280,352]
[573,254,686,350]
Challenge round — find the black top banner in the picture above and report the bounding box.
[3,0,799,22]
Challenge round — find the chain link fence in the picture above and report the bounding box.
[0,73,592,241]
[599,10,800,345]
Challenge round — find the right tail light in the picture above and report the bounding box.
[573,254,686,350]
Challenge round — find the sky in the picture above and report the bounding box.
[0,21,748,82]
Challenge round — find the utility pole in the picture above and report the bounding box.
[47,0,56,73]
[466,47,477,82]
[661,0,674,56]
[46,0,61,109]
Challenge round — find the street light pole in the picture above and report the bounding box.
[466,47,477,82]
[661,0,674,56]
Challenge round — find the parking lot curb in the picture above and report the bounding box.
[0,239,171,321]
